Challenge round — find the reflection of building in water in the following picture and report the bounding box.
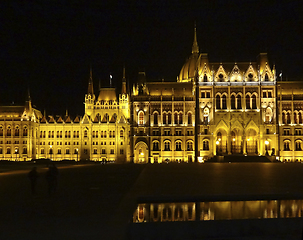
[133,200,303,223]
[133,203,195,223]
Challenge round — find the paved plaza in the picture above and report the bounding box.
[1,162,303,239]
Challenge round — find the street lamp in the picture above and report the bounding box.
[76,148,79,162]
[15,149,18,161]
[265,140,269,155]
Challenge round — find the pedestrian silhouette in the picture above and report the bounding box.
[28,167,39,195]
[46,163,58,196]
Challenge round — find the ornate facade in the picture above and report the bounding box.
[0,28,302,162]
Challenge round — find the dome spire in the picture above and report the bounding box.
[192,22,199,54]
[88,65,94,95]
[122,65,127,94]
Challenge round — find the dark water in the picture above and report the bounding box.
[132,199,303,223]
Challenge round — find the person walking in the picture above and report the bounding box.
[28,167,39,195]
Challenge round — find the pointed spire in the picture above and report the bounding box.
[122,65,127,94]
[109,73,113,87]
[192,22,199,54]
[27,88,31,102]
[25,88,32,113]
[88,66,94,95]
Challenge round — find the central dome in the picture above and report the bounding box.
[178,26,201,82]
[178,53,199,82]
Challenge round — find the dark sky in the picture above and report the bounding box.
[0,1,303,116]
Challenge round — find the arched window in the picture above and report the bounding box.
[222,95,227,109]
[264,73,269,81]
[164,141,171,151]
[102,113,109,123]
[154,112,158,125]
[246,95,251,109]
[299,112,303,124]
[153,141,159,151]
[175,141,182,151]
[23,147,27,154]
[295,141,302,151]
[15,127,19,137]
[138,111,144,125]
[179,113,183,124]
[0,126,3,136]
[168,113,172,124]
[216,95,221,109]
[231,95,236,109]
[237,95,242,109]
[203,74,207,82]
[252,95,257,109]
[187,142,193,151]
[7,147,11,154]
[284,141,290,151]
[163,113,167,124]
[174,112,178,124]
[188,112,192,125]
[120,130,124,138]
[84,129,88,138]
[203,140,209,150]
[7,127,11,137]
[203,74,208,82]
[23,127,27,137]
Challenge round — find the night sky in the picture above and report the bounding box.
[0,1,303,116]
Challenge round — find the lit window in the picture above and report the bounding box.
[138,111,144,125]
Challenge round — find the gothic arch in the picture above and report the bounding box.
[134,141,149,163]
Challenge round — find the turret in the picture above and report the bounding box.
[85,67,95,116]
[192,23,199,54]
[119,66,130,119]
[22,89,33,121]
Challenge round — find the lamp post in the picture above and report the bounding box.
[76,148,79,162]
[15,149,17,161]
[265,140,269,156]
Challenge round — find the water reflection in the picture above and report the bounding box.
[132,200,303,223]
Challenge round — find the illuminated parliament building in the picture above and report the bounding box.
[1,29,303,163]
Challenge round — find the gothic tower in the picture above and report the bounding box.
[85,67,95,116]
[119,66,130,119]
